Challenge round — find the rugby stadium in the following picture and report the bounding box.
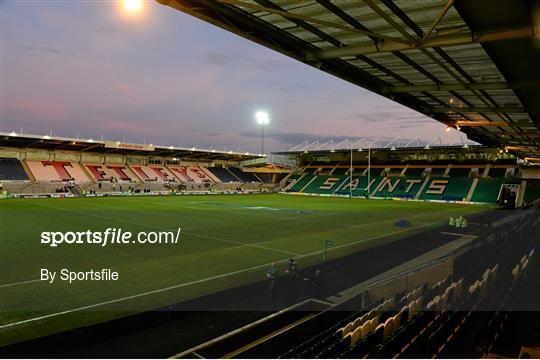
[1,0,540,359]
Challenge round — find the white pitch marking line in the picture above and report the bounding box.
[0,279,42,288]
[182,231,301,257]
[0,258,292,330]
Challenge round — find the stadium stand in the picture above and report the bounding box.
[405,167,425,177]
[129,165,176,183]
[168,166,215,183]
[373,176,424,199]
[418,177,473,202]
[273,212,539,359]
[302,175,347,195]
[207,166,241,183]
[471,178,507,203]
[489,167,508,177]
[429,167,447,176]
[254,172,273,183]
[228,167,260,183]
[84,164,138,182]
[0,158,29,181]
[26,161,90,183]
[448,167,471,177]
[285,166,534,205]
[332,167,349,175]
[172,211,538,359]
[286,174,316,192]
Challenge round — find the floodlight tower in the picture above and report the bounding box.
[255,111,270,155]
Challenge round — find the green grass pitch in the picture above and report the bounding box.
[0,193,486,346]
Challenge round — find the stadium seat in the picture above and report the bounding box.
[350,326,363,345]
[383,317,395,339]
[207,167,241,182]
[227,167,261,182]
[0,158,29,180]
[27,161,90,183]
[84,164,138,182]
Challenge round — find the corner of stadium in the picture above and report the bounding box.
[1,0,540,359]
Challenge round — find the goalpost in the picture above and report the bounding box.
[349,146,371,199]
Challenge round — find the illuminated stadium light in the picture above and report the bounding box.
[255,111,270,125]
[123,0,142,13]
[43,135,51,139]
[191,147,196,151]
[9,131,17,136]
[168,145,174,149]
[255,111,270,154]
[88,138,94,143]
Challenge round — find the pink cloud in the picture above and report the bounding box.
[5,97,67,120]
[111,80,138,99]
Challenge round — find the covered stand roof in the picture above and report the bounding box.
[156,0,540,156]
[0,132,263,161]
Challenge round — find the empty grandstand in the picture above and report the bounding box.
[279,146,539,208]
[0,132,287,196]
[2,0,540,358]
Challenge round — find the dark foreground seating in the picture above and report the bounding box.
[0,158,29,180]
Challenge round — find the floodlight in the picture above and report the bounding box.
[123,0,142,13]
[255,111,270,125]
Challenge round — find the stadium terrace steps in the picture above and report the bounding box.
[466,178,479,202]
[0,158,29,181]
[128,165,177,183]
[336,176,378,197]
[1,159,276,194]
[372,176,424,199]
[470,178,506,203]
[228,167,260,182]
[26,161,91,183]
[287,174,315,192]
[167,165,215,183]
[286,173,523,204]
[254,172,273,183]
[84,164,139,183]
[301,175,347,195]
[418,177,473,202]
[405,167,425,177]
[207,167,241,182]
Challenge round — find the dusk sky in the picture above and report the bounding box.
[1,0,465,153]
